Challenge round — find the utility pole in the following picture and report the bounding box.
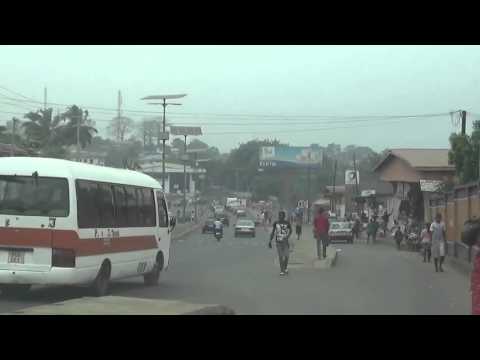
[161,100,167,191]
[353,152,360,214]
[10,118,17,157]
[76,111,82,161]
[307,151,312,224]
[332,159,337,214]
[183,135,188,222]
[44,87,47,110]
[117,90,122,142]
[194,152,198,223]
[461,110,467,135]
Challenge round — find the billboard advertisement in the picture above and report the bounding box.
[259,146,323,168]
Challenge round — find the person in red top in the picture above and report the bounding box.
[313,207,330,259]
[472,239,480,315]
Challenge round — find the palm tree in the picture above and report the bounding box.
[57,105,97,148]
[22,108,62,149]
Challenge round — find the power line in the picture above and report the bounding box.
[0,92,461,121]
[197,117,438,135]
[0,86,38,102]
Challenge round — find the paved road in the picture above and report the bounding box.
[0,225,472,314]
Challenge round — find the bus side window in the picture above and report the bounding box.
[76,180,100,228]
[98,183,115,228]
[142,188,156,227]
[157,192,168,228]
[113,185,128,228]
[125,186,139,227]
[135,188,145,227]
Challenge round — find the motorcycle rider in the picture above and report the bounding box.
[214,217,223,237]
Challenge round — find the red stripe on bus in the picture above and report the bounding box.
[0,228,158,256]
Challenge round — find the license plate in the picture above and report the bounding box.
[241,228,249,232]
[8,250,25,264]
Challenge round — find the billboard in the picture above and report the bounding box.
[345,170,360,185]
[259,146,323,168]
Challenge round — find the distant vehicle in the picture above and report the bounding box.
[202,219,216,234]
[214,205,225,213]
[236,209,247,217]
[235,219,256,238]
[329,221,353,244]
[226,197,238,209]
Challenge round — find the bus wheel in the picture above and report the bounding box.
[92,261,111,297]
[0,284,31,298]
[144,254,163,286]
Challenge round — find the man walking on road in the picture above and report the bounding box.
[295,214,303,241]
[367,218,379,244]
[430,213,446,272]
[313,207,330,259]
[269,210,292,276]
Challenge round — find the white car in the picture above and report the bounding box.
[234,219,256,237]
[328,222,353,244]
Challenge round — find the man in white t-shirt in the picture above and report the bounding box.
[430,213,446,272]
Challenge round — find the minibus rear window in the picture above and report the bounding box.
[0,176,69,217]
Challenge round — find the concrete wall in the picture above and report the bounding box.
[428,184,480,243]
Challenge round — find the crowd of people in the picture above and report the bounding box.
[264,202,479,315]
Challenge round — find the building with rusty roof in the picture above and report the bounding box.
[373,148,457,224]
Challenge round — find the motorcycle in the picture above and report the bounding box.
[406,231,420,251]
[214,229,223,242]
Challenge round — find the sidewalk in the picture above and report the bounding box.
[282,224,337,269]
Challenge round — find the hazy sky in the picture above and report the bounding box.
[1,45,479,153]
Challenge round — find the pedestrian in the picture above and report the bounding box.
[352,218,361,242]
[394,227,403,250]
[295,214,302,241]
[471,239,480,315]
[313,207,330,259]
[430,213,446,272]
[382,209,392,233]
[366,218,379,244]
[268,210,292,276]
[420,223,432,263]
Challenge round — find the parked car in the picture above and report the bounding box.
[202,219,216,234]
[328,221,353,244]
[235,219,256,237]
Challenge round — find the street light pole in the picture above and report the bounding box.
[141,93,187,193]
[183,134,188,222]
[194,151,198,223]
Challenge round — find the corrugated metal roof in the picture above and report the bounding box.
[374,148,455,172]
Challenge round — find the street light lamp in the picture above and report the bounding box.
[141,94,187,192]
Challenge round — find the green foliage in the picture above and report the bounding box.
[105,140,143,168]
[449,120,480,184]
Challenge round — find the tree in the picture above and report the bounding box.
[57,105,98,148]
[107,116,135,142]
[137,119,158,149]
[22,108,62,149]
[448,121,480,184]
[105,140,143,168]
